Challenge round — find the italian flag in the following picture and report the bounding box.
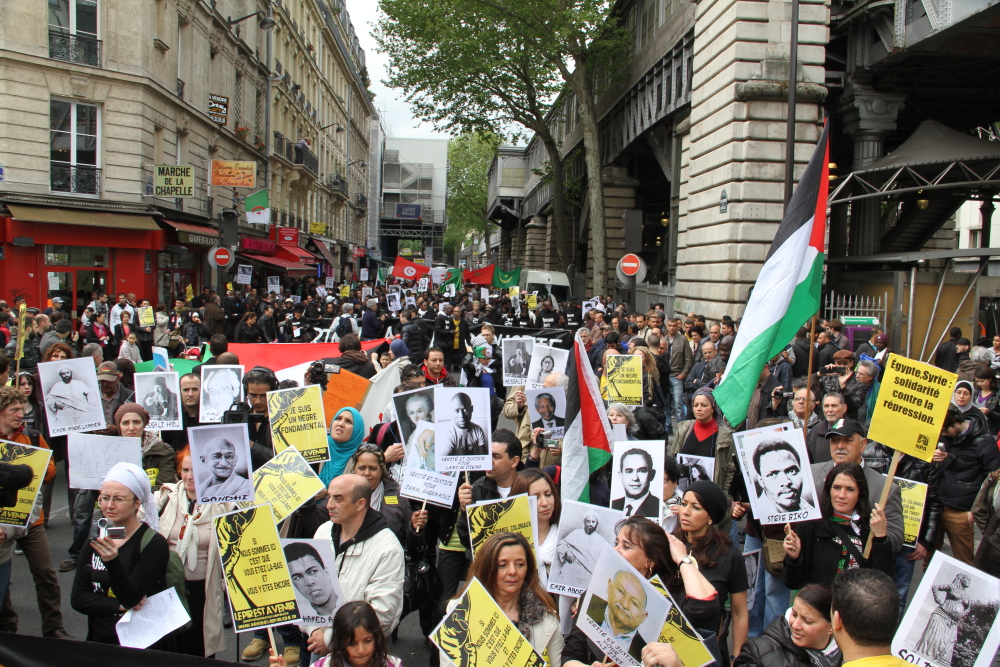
[562,335,614,503]
[714,122,831,427]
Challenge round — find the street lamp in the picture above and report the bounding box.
[228,12,276,30]
[320,124,345,132]
[348,160,367,168]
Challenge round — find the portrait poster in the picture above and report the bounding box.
[394,387,436,470]
[199,365,245,423]
[888,476,929,548]
[606,355,643,407]
[340,285,350,297]
[400,467,460,509]
[360,268,369,282]
[134,372,182,431]
[548,500,624,597]
[67,434,142,491]
[430,577,546,667]
[238,448,324,522]
[610,440,665,522]
[405,296,416,308]
[525,386,566,439]
[468,494,538,558]
[268,385,329,463]
[279,538,344,626]
[893,552,1000,667]
[215,505,301,632]
[236,265,252,285]
[743,549,761,611]
[189,423,254,504]
[39,357,105,436]
[732,423,821,525]
[524,343,568,390]
[418,277,429,292]
[362,287,372,300]
[648,576,716,667]
[315,286,327,299]
[267,276,281,293]
[434,387,491,473]
[676,453,715,494]
[387,292,401,312]
[0,440,53,527]
[502,338,534,386]
[577,543,671,667]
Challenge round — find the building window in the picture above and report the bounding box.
[48,0,101,67]
[234,72,243,128]
[970,229,981,248]
[501,159,525,187]
[50,99,101,196]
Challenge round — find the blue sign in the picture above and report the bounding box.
[395,203,422,219]
[0,164,6,182]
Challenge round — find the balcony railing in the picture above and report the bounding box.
[176,78,185,100]
[294,145,319,176]
[356,193,368,208]
[327,176,348,196]
[51,163,101,195]
[49,29,102,67]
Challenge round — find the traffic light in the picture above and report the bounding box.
[221,208,239,246]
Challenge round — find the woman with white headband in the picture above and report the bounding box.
[70,461,175,650]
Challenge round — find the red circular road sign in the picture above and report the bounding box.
[619,253,642,276]
[209,246,234,268]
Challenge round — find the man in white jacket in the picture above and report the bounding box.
[306,474,405,656]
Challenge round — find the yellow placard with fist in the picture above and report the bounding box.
[468,494,536,557]
[649,575,715,667]
[237,448,325,522]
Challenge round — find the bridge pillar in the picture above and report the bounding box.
[524,216,548,270]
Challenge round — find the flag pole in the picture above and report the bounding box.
[784,0,800,209]
[803,312,818,438]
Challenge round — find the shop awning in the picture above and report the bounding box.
[277,245,321,263]
[312,239,339,266]
[5,204,160,230]
[237,253,316,276]
[162,219,218,246]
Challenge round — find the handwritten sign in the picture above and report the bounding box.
[68,434,142,490]
[210,161,256,188]
[323,368,371,418]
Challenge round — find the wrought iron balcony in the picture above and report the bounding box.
[176,78,185,100]
[49,29,102,68]
[356,193,368,208]
[50,163,101,195]
[294,145,319,176]
[327,176,348,197]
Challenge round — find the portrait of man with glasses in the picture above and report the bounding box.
[189,423,254,503]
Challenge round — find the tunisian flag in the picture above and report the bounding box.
[391,256,430,281]
[463,264,495,285]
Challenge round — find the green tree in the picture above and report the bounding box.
[446,132,503,265]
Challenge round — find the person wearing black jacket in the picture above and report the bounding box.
[400,309,429,365]
[891,453,943,617]
[536,300,558,328]
[434,304,469,372]
[233,312,262,344]
[734,584,841,667]
[791,327,813,377]
[815,331,839,370]
[321,333,377,379]
[935,406,1000,563]
[257,304,278,343]
[222,291,247,340]
[932,327,963,373]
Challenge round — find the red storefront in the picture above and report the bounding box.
[1,203,162,317]
[237,235,317,279]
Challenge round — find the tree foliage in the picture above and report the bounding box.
[445,132,503,264]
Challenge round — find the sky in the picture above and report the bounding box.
[347,2,449,140]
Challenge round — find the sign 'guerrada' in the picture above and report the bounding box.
[867,354,957,461]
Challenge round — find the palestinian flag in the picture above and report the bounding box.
[714,122,831,427]
[391,256,430,281]
[244,189,270,225]
[562,334,614,503]
[437,269,462,294]
[493,267,521,289]
[463,264,495,286]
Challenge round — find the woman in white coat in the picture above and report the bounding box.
[442,532,562,666]
[154,447,234,658]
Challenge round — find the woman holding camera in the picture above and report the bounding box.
[70,462,174,649]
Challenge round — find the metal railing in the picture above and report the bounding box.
[327,177,348,196]
[49,29,102,67]
[294,145,319,176]
[356,193,368,208]
[51,163,101,195]
[823,291,889,327]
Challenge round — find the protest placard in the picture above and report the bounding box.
[67,434,142,490]
[733,424,820,525]
[548,501,623,597]
[418,277,429,292]
[468,494,538,557]
[387,292,401,312]
[430,577,546,667]
[434,387,491,473]
[0,440,52,527]
[502,338,534,386]
[238,447,325,521]
[134,372,182,431]
[606,355,643,406]
[280,539,344,626]
[189,424,254,504]
[137,306,155,327]
[868,354,957,461]
[340,285,350,297]
[267,276,281,293]
[268,385,329,463]
[400,467,459,508]
[39,357,105,436]
[610,440,665,522]
[526,294,537,309]
[526,386,566,439]
[360,268,369,281]
[215,505,301,632]
[648,576,716,667]
[199,365,245,423]
[524,343,569,390]
[323,368,371,419]
[888,476,928,548]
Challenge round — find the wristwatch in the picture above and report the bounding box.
[680,555,699,570]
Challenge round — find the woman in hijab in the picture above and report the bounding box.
[70,462,175,650]
[115,403,177,491]
[952,380,988,428]
[320,407,365,486]
[669,387,736,504]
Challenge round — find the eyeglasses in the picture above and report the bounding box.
[98,495,134,504]
[209,453,237,462]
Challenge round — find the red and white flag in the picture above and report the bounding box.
[391,256,430,281]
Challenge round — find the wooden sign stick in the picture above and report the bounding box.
[863,449,901,559]
[415,499,428,534]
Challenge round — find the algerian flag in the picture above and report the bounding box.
[714,123,831,427]
[493,267,521,289]
[244,189,270,225]
[437,269,462,294]
[376,267,388,286]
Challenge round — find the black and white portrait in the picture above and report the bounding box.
[525,343,569,390]
[387,292,401,312]
[393,387,436,471]
[548,500,624,597]
[610,441,665,521]
[189,423,254,503]
[199,365,245,423]
[526,387,566,439]
[134,372,182,431]
[502,338,533,386]
[434,387,491,473]
[38,357,105,436]
[676,453,715,494]
[894,553,1000,667]
[279,538,344,626]
[734,425,820,525]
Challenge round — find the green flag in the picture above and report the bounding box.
[376,267,388,286]
[244,189,270,225]
[493,267,521,289]
[437,269,462,294]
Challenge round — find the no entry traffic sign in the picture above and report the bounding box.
[620,253,642,276]
[209,246,235,268]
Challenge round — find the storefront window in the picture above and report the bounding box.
[157,251,197,269]
[44,245,109,267]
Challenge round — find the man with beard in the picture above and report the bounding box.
[198,436,252,502]
[45,366,97,429]
[555,514,604,590]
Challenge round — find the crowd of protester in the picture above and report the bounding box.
[1,276,998,667]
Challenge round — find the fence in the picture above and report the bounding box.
[822,291,889,327]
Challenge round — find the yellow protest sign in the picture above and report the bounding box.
[137,306,155,327]
[215,505,301,632]
[649,576,715,667]
[606,354,643,406]
[867,354,956,461]
[0,440,53,527]
[238,448,325,522]
[526,294,537,309]
[185,284,194,302]
[509,286,520,297]
[268,385,329,463]
[468,494,536,557]
[340,285,350,297]
[431,577,546,667]
[227,282,233,291]
[889,477,928,547]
